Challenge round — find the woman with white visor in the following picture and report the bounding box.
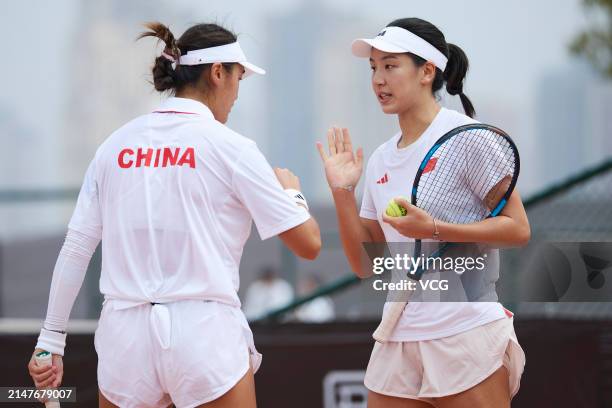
[317,18,528,407]
[28,22,321,408]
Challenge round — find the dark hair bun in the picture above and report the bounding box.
[138,21,237,94]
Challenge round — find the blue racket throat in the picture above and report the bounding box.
[491,199,507,217]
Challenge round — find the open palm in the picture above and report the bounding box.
[316,127,364,190]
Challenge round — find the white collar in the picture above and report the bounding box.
[153,97,214,119]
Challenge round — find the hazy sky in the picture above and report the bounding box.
[1,1,609,315]
[0,0,588,132]
[0,0,604,196]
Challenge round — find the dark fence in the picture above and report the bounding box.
[2,319,611,407]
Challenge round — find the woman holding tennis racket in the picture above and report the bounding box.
[318,18,529,408]
[28,22,321,408]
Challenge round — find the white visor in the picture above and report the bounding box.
[351,26,448,71]
[177,41,266,77]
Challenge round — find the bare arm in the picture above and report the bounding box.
[274,167,322,260]
[382,190,530,247]
[331,188,387,278]
[279,217,321,260]
[317,127,385,278]
[437,190,529,246]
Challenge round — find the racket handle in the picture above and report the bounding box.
[34,351,61,408]
[372,301,407,343]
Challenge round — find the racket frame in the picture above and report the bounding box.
[408,123,520,280]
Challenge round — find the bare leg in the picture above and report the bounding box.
[99,390,176,407]
[432,366,510,408]
[368,390,435,408]
[98,390,119,408]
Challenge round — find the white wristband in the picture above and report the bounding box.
[284,188,309,210]
[36,328,67,356]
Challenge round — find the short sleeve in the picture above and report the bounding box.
[465,132,515,203]
[68,158,102,239]
[359,161,377,220]
[359,181,378,220]
[232,142,310,240]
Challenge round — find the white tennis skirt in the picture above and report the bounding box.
[95,299,261,408]
[364,316,525,402]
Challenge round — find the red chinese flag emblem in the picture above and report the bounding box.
[423,157,438,174]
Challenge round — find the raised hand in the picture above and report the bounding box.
[316,127,364,191]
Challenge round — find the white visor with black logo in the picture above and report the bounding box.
[352,26,448,71]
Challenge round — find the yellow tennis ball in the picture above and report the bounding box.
[385,199,408,217]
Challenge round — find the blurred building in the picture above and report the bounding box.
[0,0,610,323]
[535,62,612,187]
[264,2,393,204]
[59,1,174,186]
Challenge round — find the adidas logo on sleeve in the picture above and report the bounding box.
[376,173,389,184]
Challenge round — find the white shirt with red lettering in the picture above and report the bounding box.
[69,97,310,308]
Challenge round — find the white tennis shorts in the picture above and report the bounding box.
[94,299,261,408]
[364,316,525,402]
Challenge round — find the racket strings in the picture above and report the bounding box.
[466,131,515,197]
[418,139,476,222]
[465,132,516,207]
[453,130,515,217]
[419,133,475,222]
[415,128,517,224]
[436,132,480,219]
[459,131,508,213]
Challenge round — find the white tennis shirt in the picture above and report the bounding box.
[69,97,310,309]
[360,107,506,341]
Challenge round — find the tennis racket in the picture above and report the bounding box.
[372,123,520,342]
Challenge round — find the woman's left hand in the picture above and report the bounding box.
[382,197,435,239]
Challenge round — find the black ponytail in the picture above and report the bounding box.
[387,18,475,118]
[444,43,475,118]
